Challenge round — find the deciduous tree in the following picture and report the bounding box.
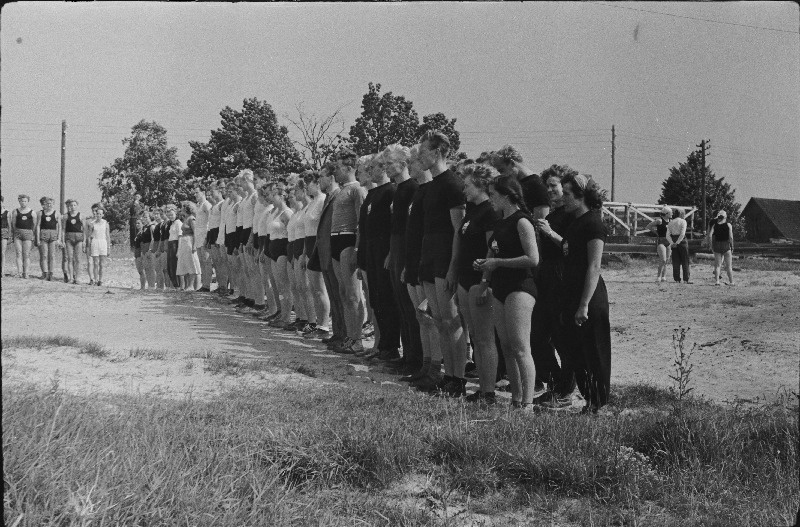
[348,83,420,155]
[284,103,349,170]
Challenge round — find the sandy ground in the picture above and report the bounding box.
[2,251,799,405]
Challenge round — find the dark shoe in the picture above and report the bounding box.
[321,334,340,345]
[416,373,448,393]
[263,310,282,322]
[464,361,476,373]
[442,377,467,398]
[197,287,211,293]
[63,274,69,283]
[465,391,497,404]
[375,348,401,361]
[362,322,375,338]
[399,358,431,382]
[46,273,53,281]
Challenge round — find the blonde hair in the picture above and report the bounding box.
[382,144,411,165]
[238,169,254,183]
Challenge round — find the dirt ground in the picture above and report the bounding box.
[2,250,799,405]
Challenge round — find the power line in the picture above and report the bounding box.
[588,2,799,34]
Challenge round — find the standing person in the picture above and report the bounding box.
[236,171,259,310]
[531,168,580,408]
[87,205,110,286]
[133,218,148,290]
[165,205,182,289]
[224,181,244,302]
[255,183,279,319]
[313,164,346,345]
[667,208,692,284]
[416,131,469,397]
[646,206,673,283]
[351,155,378,356]
[194,187,213,292]
[382,144,423,376]
[129,194,143,250]
[300,170,331,338]
[1,196,9,276]
[11,194,37,279]
[158,207,173,288]
[60,199,85,284]
[35,196,61,281]
[330,149,368,354]
[206,185,225,293]
[493,146,550,220]
[707,210,735,286]
[176,201,202,291]
[475,175,540,409]
[149,207,166,290]
[83,203,100,285]
[559,174,612,414]
[246,173,269,312]
[138,211,157,288]
[452,163,502,403]
[285,183,310,331]
[401,146,443,389]
[266,182,294,328]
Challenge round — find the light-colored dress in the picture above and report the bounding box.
[176,216,202,275]
[90,219,109,257]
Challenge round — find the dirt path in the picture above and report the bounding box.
[2,256,799,404]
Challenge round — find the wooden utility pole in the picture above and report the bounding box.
[697,139,710,233]
[611,125,616,201]
[60,120,67,214]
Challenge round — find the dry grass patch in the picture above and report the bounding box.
[2,335,109,358]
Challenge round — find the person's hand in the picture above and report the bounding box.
[444,269,457,295]
[383,255,390,271]
[475,282,490,306]
[574,304,589,327]
[669,243,676,249]
[473,258,498,272]
[356,268,363,280]
[299,255,307,271]
[400,268,406,284]
[534,219,552,237]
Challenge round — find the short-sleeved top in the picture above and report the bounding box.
[256,203,275,236]
[224,199,240,234]
[303,192,326,237]
[519,174,549,213]
[168,219,183,241]
[241,193,257,229]
[366,181,394,243]
[65,212,83,233]
[404,182,429,271]
[457,199,501,289]
[234,199,245,228]
[208,201,222,230]
[390,178,418,237]
[40,210,58,230]
[422,169,465,237]
[268,207,292,240]
[331,181,366,234]
[181,216,195,236]
[540,206,573,263]
[667,217,687,240]
[711,221,731,242]
[288,207,305,242]
[488,209,536,291]
[195,200,212,242]
[562,209,607,299]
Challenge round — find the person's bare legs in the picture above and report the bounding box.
[287,259,306,322]
[333,247,364,343]
[135,257,146,289]
[723,250,734,284]
[713,252,723,284]
[458,285,497,394]
[308,269,330,329]
[272,255,293,323]
[656,244,668,281]
[294,261,315,325]
[38,241,49,277]
[493,292,536,405]
[424,278,467,378]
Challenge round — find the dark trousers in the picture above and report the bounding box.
[561,277,612,408]
[166,240,179,287]
[366,243,401,351]
[323,266,346,338]
[129,220,137,249]
[389,235,423,369]
[531,261,575,395]
[671,241,690,282]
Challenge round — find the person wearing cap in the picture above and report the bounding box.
[646,205,674,283]
[666,208,691,284]
[706,210,735,286]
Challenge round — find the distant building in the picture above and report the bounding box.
[741,198,800,243]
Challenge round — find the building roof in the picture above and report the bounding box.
[742,197,800,241]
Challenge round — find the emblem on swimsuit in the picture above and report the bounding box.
[71,219,76,224]
[461,221,470,234]
[367,204,372,214]
[21,216,27,220]
[562,241,569,256]
[491,240,499,252]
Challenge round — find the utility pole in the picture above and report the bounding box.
[611,125,616,201]
[60,120,67,214]
[696,138,711,232]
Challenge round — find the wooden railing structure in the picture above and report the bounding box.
[600,202,699,241]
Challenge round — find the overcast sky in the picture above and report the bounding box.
[2,2,798,212]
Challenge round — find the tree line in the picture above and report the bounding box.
[98,82,743,238]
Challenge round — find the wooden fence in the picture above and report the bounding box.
[600,202,699,241]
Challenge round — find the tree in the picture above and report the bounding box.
[348,83,420,155]
[417,112,463,160]
[284,103,349,169]
[97,120,190,230]
[659,151,744,238]
[186,98,303,185]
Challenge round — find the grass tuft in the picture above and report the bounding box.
[2,335,109,358]
[128,347,168,360]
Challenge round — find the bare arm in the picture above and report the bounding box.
[575,239,604,326]
[532,205,550,221]
[496,218,539,269]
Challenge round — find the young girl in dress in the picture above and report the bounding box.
[87,205,110,286]
[176,201,202,291]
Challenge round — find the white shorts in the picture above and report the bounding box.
[90,239,108,257]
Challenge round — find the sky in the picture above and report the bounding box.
[2,1,799,213]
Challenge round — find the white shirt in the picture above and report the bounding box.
[667,218,687,242]
[215,200,229,245]
[303,193,326,237]
[257,203,275,236]
[269,207,292,240]
[288,207,305,242]
[241,192,257,229]
[225,198,241,234]
[208,200,222,230]
[194,200,211,248]
[168,219,183,242]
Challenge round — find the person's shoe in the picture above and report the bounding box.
[297,322,316,335]
[544,393,584,413]
[714,282,721,286]
[362,322,375,338]
[344,340,364,355]
[321,333,340,345]
[197,287,211,293]
[282,321,301,332]
[333,338,354,354]
[441,377,467,398]
[375,348,401,361]
[399,358,431,382]
[97,281,102,287]
[683,280,694,284]
[465,391,497,404]
[725,282,736,287]
[360,348,381,360]
[71,279,77,285]
[416,373,449,393]
[464,369,480,380]
[464,361,476,374]
[303,327,329,340]
[262,310,281,322]
[46,273,53,281]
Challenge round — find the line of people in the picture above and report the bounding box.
[130,134,612,414]
[1,195,111,285]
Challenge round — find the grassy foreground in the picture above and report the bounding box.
[2,380,797,526]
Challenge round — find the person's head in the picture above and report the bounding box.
[460,163,498,204]
[417,131,450,170]
[135,218,144,230]
[165,204,177,221]
[193,186,206,202]
[660,205,672,220]
[492,145,523,177]
[381,144,411,180]
[673,208,685,220]
[356,154,374,186]
[39,196,55,210]
[93,205,105,220]
[18,194,30,207]
[182,201,197,217]
[561,174,604,213]
[141,211,153,224]
[715,210,727,223]
[254,168,271,185]
[318,162,336,192]
[487,174,526,212]
[334,148,359,183]
[269,181,289,206]
[238,169,255,190]
[476,150,497,166]
[134,193,141,202]
[91,202,101,214]
[66,199,79,213]
[291,180,307,204]
[301,170,322,196]
[226,181,239,200]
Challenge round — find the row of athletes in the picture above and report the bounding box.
[1,195,111,285]
[142,132,612,414]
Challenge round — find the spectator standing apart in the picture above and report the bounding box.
[453,164,502,403]
[194,187,213,292]
[129,194,143,250]
[176,202,201,291]
[559,174,612,414]
[1,196,9,276]
[301,170,331,338]
[35,196,61,281]
[646,206,673,282]
[417,131,469,397]
[83,203,99,285]
[165,205,182,289]
[707,210,735,286]
[667,208,692,283]
[61,200,85,284]
[314,165,346,346]
[475,175,540,409]
[87,205,110,286]
[11,194,37,279]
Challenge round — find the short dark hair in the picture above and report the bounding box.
[494,145,523,166]
[540,164,578,184]
[335,148,359,168]
[419,130,451,157]
[302,170,321,184]
[489,175,529,214]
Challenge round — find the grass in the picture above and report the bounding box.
[2,335,109,358]
[128,347,168,360]
[202,352,276,377]
[2,381,796,526]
